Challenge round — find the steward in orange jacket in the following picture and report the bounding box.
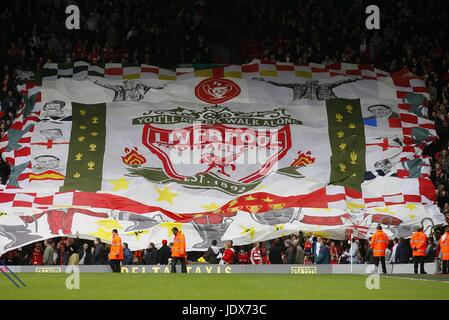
[109,229,124,273]
[170,227,187,273]
[439,226,449,274]
[370,225,389,273]
[410,227,428,274]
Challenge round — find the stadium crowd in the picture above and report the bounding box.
[1,0,449,269]
[0,231,440,268]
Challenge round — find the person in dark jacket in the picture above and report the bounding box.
[268,238,284,264]
[365,244,375,264]
[204,240,220,264]
[78,243,92,265]
[123,243,133,265]
[315,238,330,264]
[157,239,171,265]
[395,237,412,263]
[92,238,106,265]
[143,242,158,265]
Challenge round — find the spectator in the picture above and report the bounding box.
[203,239,220,264]
[395,237,412,264]
[426,238,436,262]
[315,238,330,264]
[389,238,400,264]
[268,238,283,264]
[157,239,171,265]
[329,241,339,264]
[122,243,133,265]
[143,242,157,265]
[92,238,106,265]
[79,243,92,265]
[237,247,250,264]
[220,240,235,265]
[286,239,297,264]
[294,240,305,264]
[250,242,262,265]
[31,243,43,265]
[43,240,55,265]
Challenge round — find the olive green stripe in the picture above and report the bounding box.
[62,102,106,192]
[327,98,366,192]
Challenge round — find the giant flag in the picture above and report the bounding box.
[0,60,444,253]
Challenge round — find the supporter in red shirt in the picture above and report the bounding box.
[88,45,100,64]
[102,42,114,63]
[250,242,262,264]
[220,240,235,264]
[31,243,43,265]
[237,248,250,264]
[260,243,270,264]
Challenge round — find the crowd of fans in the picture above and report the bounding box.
[1,0,449,265]
[0,232,439,267]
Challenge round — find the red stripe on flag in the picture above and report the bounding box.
[141,67,158,74]
[403,195,422,203]
[276,65,294,71]
[0,193,16,203]
[34,196,54,205]
[242,64,259,73]
[212,67,224,78]
[344,187,362,199]
[105,68,123,76]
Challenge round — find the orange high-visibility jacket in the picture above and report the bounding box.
[171,231,186,258]
[439,232,449,261]
[410,231,428,257]
[108,234,124,260]
[370,230,389,257]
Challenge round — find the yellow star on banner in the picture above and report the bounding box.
[80,109,87,116]
[273,224,284,231]
[228,199,238,207]
[312,208,332,212]
[262,196,274,203]
[159,222,183,238]
[126,230,150,241]
[155,185,179,204]
[79,125,86,130]
[339,163,347,172]
[88,228,111,241]
[77,136,85,142]
[270,203,286,210]
[240,225,255,240]
[96,219,123,230]
[245,195,257,201]
[274,224,285,237]
[110,177,129,191]
[339,143,347,150]
[201,203,220,211]
[375,207,395,215]
[347,201,366,209]
[348,123,356,129]
[313,231,332,238]
[405,203,417,210]
[346,104,353,113]
[337,130,345,138]
[247,205,262,213]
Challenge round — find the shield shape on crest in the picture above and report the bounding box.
[142,124,292,183]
